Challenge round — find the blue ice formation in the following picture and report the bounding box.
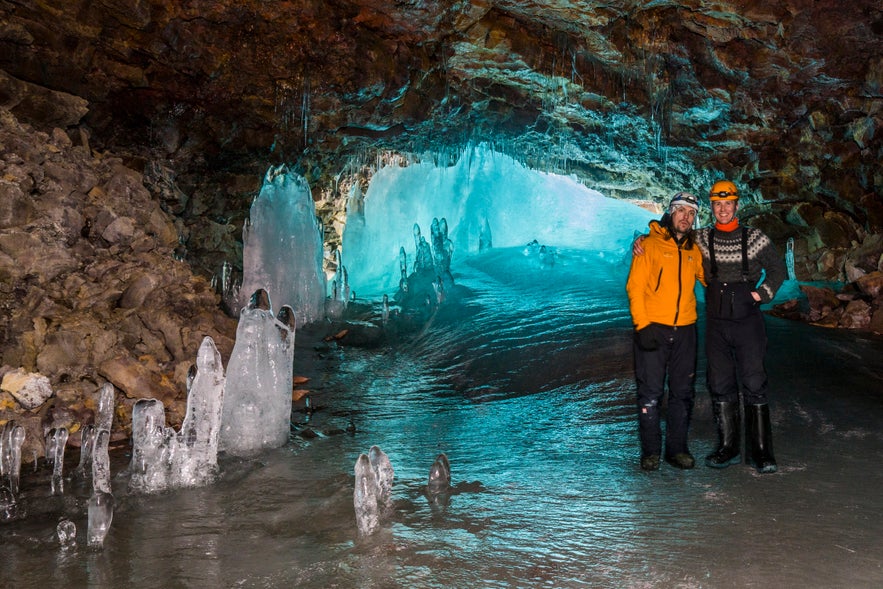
[341,144,654,296]
[240,166,325,326]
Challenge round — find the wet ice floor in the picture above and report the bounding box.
[2,247,882,588]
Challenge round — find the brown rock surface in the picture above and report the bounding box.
[0,110,236,457]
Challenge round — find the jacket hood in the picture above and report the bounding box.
[648,219,670,239]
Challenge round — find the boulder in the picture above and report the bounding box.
[800,284,842,322]
[1,368,54,410]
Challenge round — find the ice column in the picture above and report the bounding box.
[87,429,114,549]
[129,398,170,493]
[1,421,26,494]
[46,427,69,495]
[89,398,115,549]
[221,289,296,456]
[240,165,326,326]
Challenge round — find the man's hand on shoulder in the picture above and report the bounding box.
[633,234,647,256]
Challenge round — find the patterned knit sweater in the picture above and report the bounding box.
[694,225,787,304]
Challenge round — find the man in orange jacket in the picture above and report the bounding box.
[627,192,706,471]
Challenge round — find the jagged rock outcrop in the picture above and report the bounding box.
[0,109,236,458]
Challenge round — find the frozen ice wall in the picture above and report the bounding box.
[241,165,325,326]
[342,144,655,295]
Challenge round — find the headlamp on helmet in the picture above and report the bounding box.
[709,180,739,201]
[668,192,699,214]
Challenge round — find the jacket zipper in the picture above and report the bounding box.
[673,246,683,325]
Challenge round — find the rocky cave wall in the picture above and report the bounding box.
[1,0,882,450]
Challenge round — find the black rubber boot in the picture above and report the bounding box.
[705,401,741,468]
[745,403,777,474]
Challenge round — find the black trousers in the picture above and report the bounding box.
[706,311,769,405]
[634,323,697,457]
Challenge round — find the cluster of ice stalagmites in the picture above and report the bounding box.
[128,335,226,494]
[353,448,458,537]
[32,287,297,551]
[128,287,296,498]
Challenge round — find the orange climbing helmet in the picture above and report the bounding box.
[709,180,739,201]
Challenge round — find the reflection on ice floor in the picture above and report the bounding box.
[2,246,883,588]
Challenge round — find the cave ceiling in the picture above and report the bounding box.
[1,0,882,222]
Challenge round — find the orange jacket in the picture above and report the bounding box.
[626,220,706,330]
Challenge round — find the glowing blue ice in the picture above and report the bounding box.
[342,144,654,296]
[241,165,325,326]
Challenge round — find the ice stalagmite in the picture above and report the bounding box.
[128,337,226,493]
[1,421,26,495]
[56,519,77,550]
[479,217,493,251]
[173,336,226,488]
[88,429,114,549]
[74,425,96,479]
[368,445,394,511]
[353,453,381,537]
[129,398,170,493]
[354,446,395,537]
[46,427,69,495]
[221,290,296,456]
[73,383,115,481]
[92,428,112,495]
[6,424,24,495]
[428,453,451,491]
[240,166,325,326]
